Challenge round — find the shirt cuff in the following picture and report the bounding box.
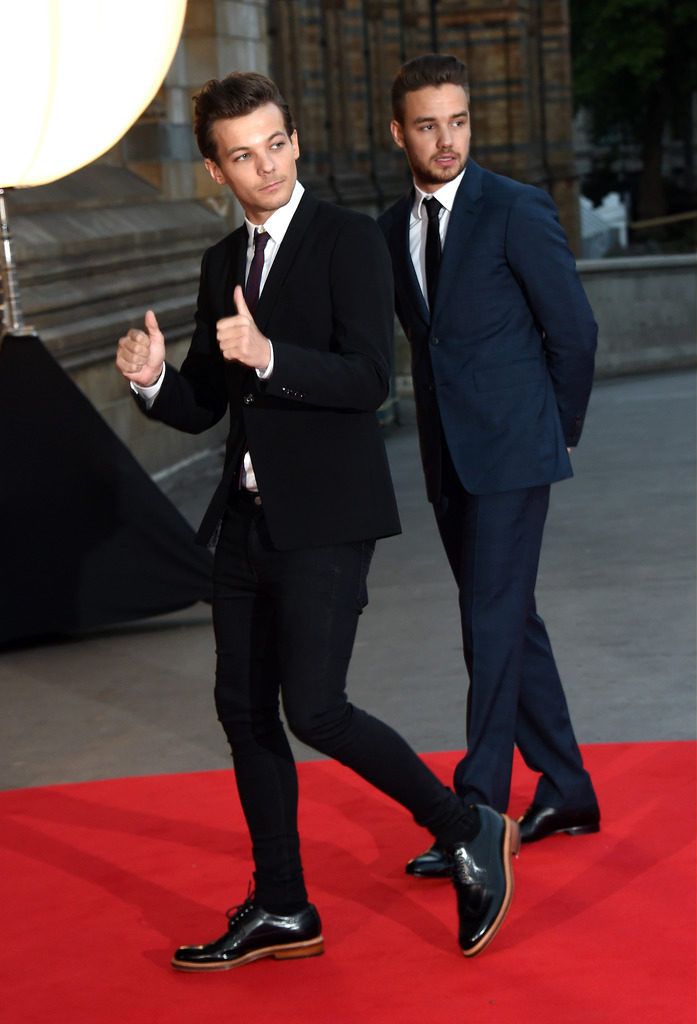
[130,365,165,409]
[255,340,274,379]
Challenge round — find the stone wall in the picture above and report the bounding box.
[579,254,697,378]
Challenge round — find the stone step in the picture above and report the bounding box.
[11,199,225,264]
[22,254,201,325]
[39,294,197,364]
[14,235,211,287]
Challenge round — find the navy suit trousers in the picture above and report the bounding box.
[435,450,597,813]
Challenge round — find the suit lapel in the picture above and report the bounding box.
[389,192,430,328]
[252,192,319,334]
[221,227,247,317]
[433,160,484,318]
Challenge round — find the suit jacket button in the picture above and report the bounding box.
[243,393,254,405]
[430,336,439,346]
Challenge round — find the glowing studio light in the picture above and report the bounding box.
[1,0,188,188]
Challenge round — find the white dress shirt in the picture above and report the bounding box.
[409,169,465,307]
[133,180,306,491]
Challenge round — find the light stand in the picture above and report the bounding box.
[0,187,33,339]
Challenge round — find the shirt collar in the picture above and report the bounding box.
[245,179,305,245]
[411,168,466,221]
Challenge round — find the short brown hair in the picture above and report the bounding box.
[391,54,469,123]
[193,72,295,161]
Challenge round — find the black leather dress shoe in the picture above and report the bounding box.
[453,805,520,957]
[518,803,600,844]
[172,897,323,971]
[405,842,454,878]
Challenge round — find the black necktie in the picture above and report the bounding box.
[424,197,443,313]
[244,229,270,314]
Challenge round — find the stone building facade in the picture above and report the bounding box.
[5,0,580,474]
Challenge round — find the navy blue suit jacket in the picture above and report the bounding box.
[379,160,598,501]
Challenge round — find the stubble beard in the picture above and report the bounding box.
[410,151,466,187]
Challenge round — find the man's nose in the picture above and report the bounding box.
[437,126,453,148]
[257,153,275,175]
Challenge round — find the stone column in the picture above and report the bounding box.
[270,0,335,199]
[537,0,581,253]
[363,0,412,205]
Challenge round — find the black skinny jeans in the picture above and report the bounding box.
[212,493,475,910]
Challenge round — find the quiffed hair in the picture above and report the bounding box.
[193,72,295,161]
[391,54,469,122]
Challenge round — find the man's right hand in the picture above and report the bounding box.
[116,309,165,386]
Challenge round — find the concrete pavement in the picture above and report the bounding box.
[1,370,694,790]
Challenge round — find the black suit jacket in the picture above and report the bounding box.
[379,161,598,501]
[141,191,401,549]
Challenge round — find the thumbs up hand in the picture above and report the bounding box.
[216,285,272,371]
[116,309,166,386]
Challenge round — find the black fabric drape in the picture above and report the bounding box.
[0,333,212,644]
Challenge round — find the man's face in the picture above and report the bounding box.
[205,102,300,223]
[390,84,470,192]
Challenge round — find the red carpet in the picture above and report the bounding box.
[1,743,694,1024]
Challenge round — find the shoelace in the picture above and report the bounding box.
[225,882,255,929]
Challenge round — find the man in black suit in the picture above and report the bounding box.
[379,55,600,878]
[116,71,519,966]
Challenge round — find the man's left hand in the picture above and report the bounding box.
[216,286,271,370]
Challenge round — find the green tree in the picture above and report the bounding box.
[570,0,697,219]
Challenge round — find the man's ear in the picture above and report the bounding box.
[390,119,405,150]
[204,158,225,185]
[290,129,300,160]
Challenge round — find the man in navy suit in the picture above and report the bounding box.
[379,54,600,876]
[116,71,519,965]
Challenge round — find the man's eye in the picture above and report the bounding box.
[271,141,286,150]
[234,153,249,162]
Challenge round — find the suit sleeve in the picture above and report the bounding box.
[262,216,394,411]
[505,188,598,447]
[137,250,229,434]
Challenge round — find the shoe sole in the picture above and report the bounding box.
[520,822,600,844]
[171,935,324,971]
[462,815,520,959]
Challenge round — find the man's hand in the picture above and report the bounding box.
[216,286,271,370]
[116,310,165,386]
